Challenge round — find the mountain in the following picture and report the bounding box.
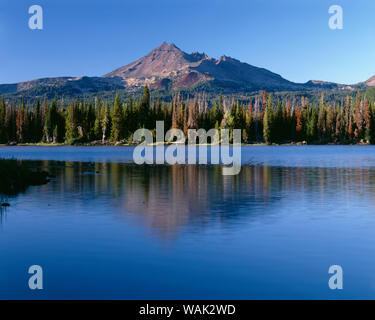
[103,42,305,91]
[0,42,372,99]
[364,75,375,87]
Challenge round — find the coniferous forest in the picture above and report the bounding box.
[1,86,375,145]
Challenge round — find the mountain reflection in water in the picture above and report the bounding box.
[3,147,375,299]
[5,160,373,239]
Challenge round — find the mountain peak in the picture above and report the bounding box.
[102,43,301,91]
[100,43,352,93]
[153,42,180,52]
[365,75,375,87]
[103,42,192,81]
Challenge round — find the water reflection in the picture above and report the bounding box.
[5,160,375,237]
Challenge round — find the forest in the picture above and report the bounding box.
[0,86,375,145]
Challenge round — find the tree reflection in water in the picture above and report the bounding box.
[6,160,374,238]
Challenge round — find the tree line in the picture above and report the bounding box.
[0,86,374,145]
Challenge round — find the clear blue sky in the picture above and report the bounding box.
[0,0,374,85]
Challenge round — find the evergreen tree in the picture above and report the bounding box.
[0,97,5,143]
[85,100,96,141]
[93,97,102,140]
[263,94,273,144]
[101,103,111,142]
[65,104,78,142]
[16,98,27,142]
[110,93,123,142]
[139,86,150,128]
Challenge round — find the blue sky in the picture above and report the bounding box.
[0,0,374,85]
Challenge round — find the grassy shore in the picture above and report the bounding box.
[2,142,263,147]
[0,140,370,147]
[0,160,50,195]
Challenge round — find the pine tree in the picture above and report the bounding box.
[364,99,371,143]
[355,98,363,140]
[139,86,150,128]
[93,97,102,140]
[34,98,43,142]
[44,96,60,143]
[221,108,234,131]
[246,100,254,142]
[306,107,317,142]
[335,107,343,142]
[85,100,96,141]
[110,93,123,142]
[65,104,78,142]
[317,103,326,142]
[16,98,27,142]
[5,103,16,142]
[171,97,178,129]
[0,97,5,143]
[263,94,273,144]
[274,101,283,142]
[262,90,268,112]
[210,101,221,128]
[101,103,110,143]
[326,105,334,141]
[187,97,199,130]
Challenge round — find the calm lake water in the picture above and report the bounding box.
[1,146,375,299]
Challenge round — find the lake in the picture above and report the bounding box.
[1,145,375,299]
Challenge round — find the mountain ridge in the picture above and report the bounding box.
[0,42,372,99]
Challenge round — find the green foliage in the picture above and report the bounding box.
[366,87,375,102]
[1,87,375,145]
[110,93,123,142]
[138,85,150,128]
[0,97,6,143]
[65,103,78,142]
[263,94,273,144]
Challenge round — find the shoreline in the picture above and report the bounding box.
[0,159,51,196]
[0,142,372,147]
